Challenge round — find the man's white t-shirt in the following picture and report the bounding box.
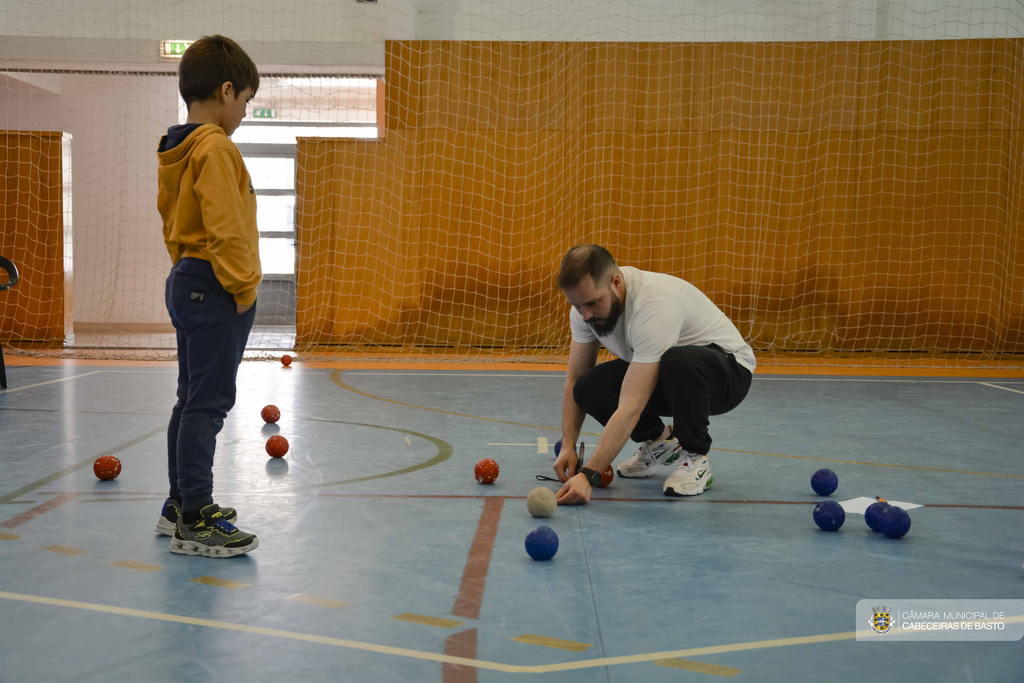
[569,267,756,372]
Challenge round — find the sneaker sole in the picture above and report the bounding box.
[616,464,659,478]
[663,476,713,497]
[169,536,258,557]
[156,512,239,537]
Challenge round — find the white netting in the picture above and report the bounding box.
[2,1,1023,366]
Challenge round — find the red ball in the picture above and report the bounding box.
[474,458,499,485]
[93,455,121,481]
[266,435,289,458]
[281,354,292,367]
[599,465,614,488]
[261,405,281,423]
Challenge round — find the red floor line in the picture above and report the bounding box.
[36,491,1024,510]
[0,493,81,529]
[451,497,504,620]
[442,628,479,683]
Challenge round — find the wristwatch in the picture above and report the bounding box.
[579,467,602,488]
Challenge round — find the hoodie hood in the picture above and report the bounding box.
[157,124,226,198]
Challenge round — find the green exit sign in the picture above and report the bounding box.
[161,40,194,57]
[251,108,277,119]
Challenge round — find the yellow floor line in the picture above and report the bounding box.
[512,634,592,652]
[2,591,1021,674]
[110,560,163,572]
[655,658,741,676]
[41,545,87,556]
[392,613,463,629]
[285,594,350,609]
[190,576,250,590]
[0,532,20,540]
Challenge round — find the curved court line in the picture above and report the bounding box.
[4,591,1019,674]
[333,372,1024,480]
[300,419,453,489]
[331,370,602,436]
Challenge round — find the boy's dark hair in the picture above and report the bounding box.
[178,35,259,109]
[557,244,617,290]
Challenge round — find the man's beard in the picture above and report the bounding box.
[589,294,623,337]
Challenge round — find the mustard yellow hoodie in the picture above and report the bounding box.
[157,124,261,306]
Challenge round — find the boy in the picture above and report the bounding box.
[156,35,261,556]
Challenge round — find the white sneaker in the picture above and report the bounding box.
[663,453,712,496]
[616,436,683,478]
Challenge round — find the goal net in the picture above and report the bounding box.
[2,1,1023,367]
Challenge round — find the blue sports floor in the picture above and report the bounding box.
[1,362,1022,682]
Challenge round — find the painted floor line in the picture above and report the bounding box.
[111,560,163,572]
[0,370,103,394]
[978,382,1024,396]
[654,658,741,676]
[38,492,1024,511]
[2,591,1023,674]
[285,594,350,609]
[333,373,1022,480]
[0,532,21,540]
[41,545,87,556]
[393,613,464,629]
[512,634,593,652]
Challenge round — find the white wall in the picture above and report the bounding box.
[1,73,178,325]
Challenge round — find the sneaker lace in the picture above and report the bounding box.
[627,441,656,465]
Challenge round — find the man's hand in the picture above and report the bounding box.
[556,473,592,505]
[553,446,579,483]
[236,302,254,315]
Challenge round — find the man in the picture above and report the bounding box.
[553,245,755,505]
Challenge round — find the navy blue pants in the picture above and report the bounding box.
[165,258,255,513]
[572,345,752,455]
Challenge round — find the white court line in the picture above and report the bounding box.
[977,382,1024,396]
[0,371,103,394]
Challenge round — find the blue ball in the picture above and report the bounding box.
[877,506,911,539]
[811,468,839,496]
[864,501,890,532]
[813,501,846,531]
[554,440,562,458]
[525,526,559,561]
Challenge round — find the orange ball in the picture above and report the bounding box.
[93,455,121,481]
[261,405,281,424]
[281,354,292,367]
[474,458,499,485]
[266,435,289,458]
[599,465,614,488]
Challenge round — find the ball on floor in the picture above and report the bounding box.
[474,458,499,484]
[261,404,281,424]
[527,487,556,518]
[266,435,289,458]
[864,501,890,531]
[525,526,559,561]
[877,506,911,539]
[93,455,121,481]
[554,439,561,458]
[810,468,838,496]
[812,500,845,531]
[281,354,292,367]
[599,465,614,488]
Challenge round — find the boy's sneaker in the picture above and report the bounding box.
[663,453,713,497]
[155,498,237,536]
[616,435,683,478]
[169,504,258,558]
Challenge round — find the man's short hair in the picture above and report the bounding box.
[179,35,260,110]
[557,244,617,290]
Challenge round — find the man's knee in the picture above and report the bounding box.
[573,366,611,412]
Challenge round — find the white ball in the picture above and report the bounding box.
[527,487,557,518]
